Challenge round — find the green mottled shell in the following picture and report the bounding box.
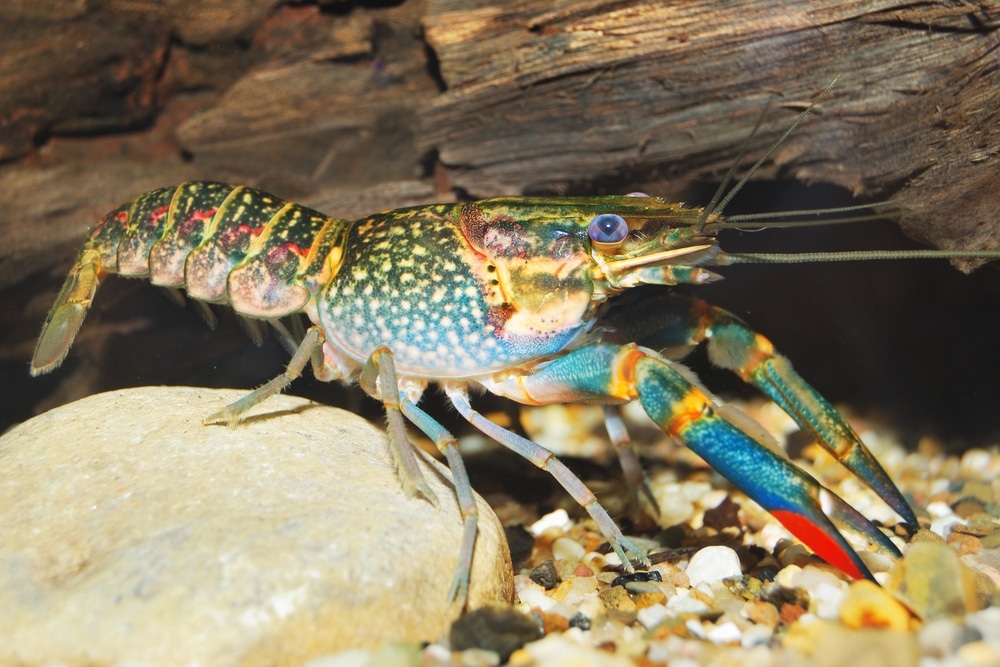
[84,182,352,319]
[318,202,595,378]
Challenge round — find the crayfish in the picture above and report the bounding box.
[30,91,1000,609]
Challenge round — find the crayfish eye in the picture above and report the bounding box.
[588,213,629,252]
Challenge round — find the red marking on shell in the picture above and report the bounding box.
[482,221,528,259]
[91,210,130,240]
[487,303,514,337]
[217,224,254,255]
[148,205,169,228]
[264,243,305,278]
[178,208,217,239]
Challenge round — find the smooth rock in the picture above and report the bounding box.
[839,580,913,631]
[685,545,743,587]
[0,387,513,665]
[782,617,919,667]
[889,540,979,619]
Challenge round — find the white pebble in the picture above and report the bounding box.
[685,618,707,639]
[637,603,670,630]
[706,621,742,645]
[774,564,803,589]
[422,644,453,663]
[667,589,711,615]
[960,449,995,479]
[919,618,962,657]
[519,634,634,666]
[681,481,714,502]
[696,489,729,510]
[810,582,846,620]
[930,514,966,538]
[304,649,371,667]
[458,648,501,667]
[956,641,1000,667]
[741,624,773,648]
[518,584,556,612]
[967,607,1000,643]
[530,509,572,535]
[653,483,696,526]
[925,501,955,519]
[685,546,742,587]
[552,536,586,561]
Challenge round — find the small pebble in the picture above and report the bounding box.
[611,571,662,588]
[552,536,586,561]
[598,586,637,624]
[456,648,502,667]
[839,580,912,631]
[892,541,979,619]
[743,600,779,627]
[667,590,711,616]
[705,621,742,645]
[304,649,371,667]
[918,618,964,657]
[449,606,542,664]
[966,607,1000,644]
[701,496,742,531]
[740,624,773,648]
[623,581,664,596]
[529,509,572,535]
[961,450,997,482]
[956,641,1000,667]
[636,603,670,630]
[516,581,556,613]
[685,546,742,587]
[529,561,559,590]
[514,634,635,667]
[634,591,667,609]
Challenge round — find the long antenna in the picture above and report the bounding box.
[721,249,1000,264]
[694,78,840,234]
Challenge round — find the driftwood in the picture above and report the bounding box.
[421,0,1000,267]
[1,0,998,440]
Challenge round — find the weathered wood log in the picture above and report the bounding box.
[421,0,1000,268]
[0,16,168,162]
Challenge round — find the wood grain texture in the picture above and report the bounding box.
[421,0,1000,266]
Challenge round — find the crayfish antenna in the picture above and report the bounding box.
[694,78,840,234]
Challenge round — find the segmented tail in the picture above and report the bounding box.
[31,182,351,375]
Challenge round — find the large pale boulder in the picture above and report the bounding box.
[0,387,513,665]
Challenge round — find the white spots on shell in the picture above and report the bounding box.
[321,211,581,376]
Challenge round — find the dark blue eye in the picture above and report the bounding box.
[588,214,628,245]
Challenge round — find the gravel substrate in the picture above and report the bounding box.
[313,400,1000,667]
